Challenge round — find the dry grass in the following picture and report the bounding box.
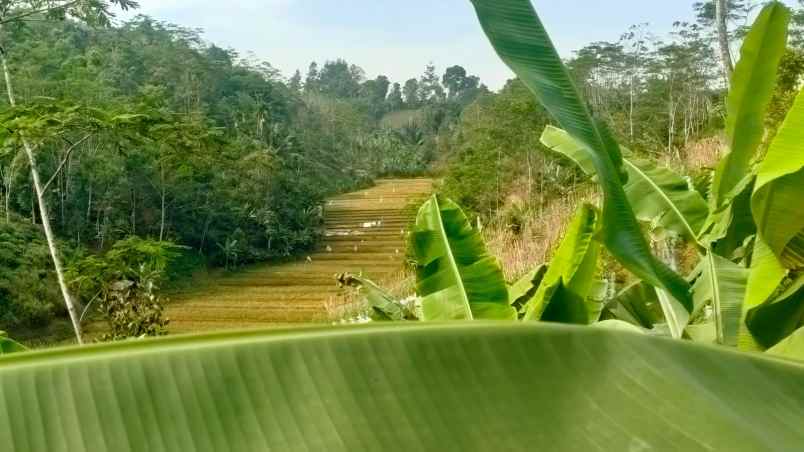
[485,186,599,282]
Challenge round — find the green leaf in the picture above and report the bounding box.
[523,204,599,323]
[0,332,26,355]
[655,288,691,340]
[411,195,516,320]
[623,159,709,243]
[752,88,804,270]
[337,274,407,321]
[767,326,804,362]
[543,126,709,243]
[692,253,749,346]
[508,264,547,310]
[712,2,790,207]
[739,238,789,350]
[1,324,804,450]
[605,281,663,330]
[540,125,597,176]
[746,272,804,348]
[471,0,693,310]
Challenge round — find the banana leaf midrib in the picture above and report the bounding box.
[431,196,474,319]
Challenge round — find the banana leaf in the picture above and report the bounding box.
[692,253,749,346]
[604,281,663,330]
[1,324,803,451]
[522,204,599,323]
[337,273,407,321]
[740,238,789,350]
[410,195,516,320]
[768,325,804,361]
[746,273,804,348]
[752,88,804,270]
[712,2,790,207]
[541,126,708,243]
[508,264,547,312]
[471,0,693,312]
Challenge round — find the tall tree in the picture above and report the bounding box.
[403,78,420,108]
[0,0,139,344]
[419,63,445,103]
[288,69,302,92]
[387,82,403,110]
[715,0,735,82]
[317,59,363,98]
[304,62,319,93]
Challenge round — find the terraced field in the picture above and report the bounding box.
[166,178,432,333]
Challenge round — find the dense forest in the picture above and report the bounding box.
[0,5,486,339]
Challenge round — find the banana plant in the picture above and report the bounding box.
[410,195,517,320]
[469,0,693,314]
[524,2,802,349]
[519,204,600,324]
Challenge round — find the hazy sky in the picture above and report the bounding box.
[119,1,708,90]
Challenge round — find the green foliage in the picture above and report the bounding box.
[0,331,25,354]
[522,204,600,323]
[470,0,693,311]
[410,195,516,320]
[67,237,182,341]
[1,323,804,450]
[541,126,710,242]
[0,220,68,331]
[712,3,790,207]
[768,325,804,361]
[337,274,417,321]
[441,79,563,217]
[752,88,804,270]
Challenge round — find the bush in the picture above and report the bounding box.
[68,237,183,341]
[0,221,68,331]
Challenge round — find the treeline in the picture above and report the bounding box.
[441,0,804,219]
[0,14,486,334]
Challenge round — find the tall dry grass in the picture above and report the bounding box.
[485,186,599,282]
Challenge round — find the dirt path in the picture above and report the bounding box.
[166,178,432,333]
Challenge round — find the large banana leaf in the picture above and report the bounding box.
[522,204,599,323]
[541,126,709,243]
[692,253,749,346]
[410,195,516,320]
[752,88,804,270]
[471,0,693,312]
[2,324,804,451]
[0,332,25,355]
[712,2,789,206]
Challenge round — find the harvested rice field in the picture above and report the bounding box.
[166,178,433,333]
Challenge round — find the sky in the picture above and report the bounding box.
[118,1,704,90]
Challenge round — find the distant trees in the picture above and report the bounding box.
[403,78,421,108]
[443,65,481,101]
[387,82,404,110]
